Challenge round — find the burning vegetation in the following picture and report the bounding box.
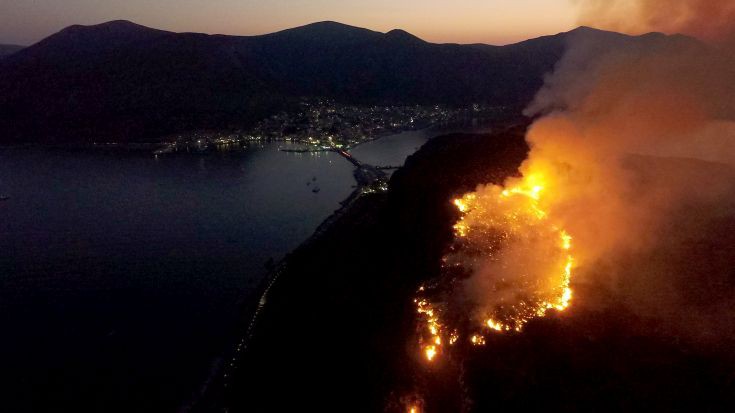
[415,169,577,363]
[405,0,735,410]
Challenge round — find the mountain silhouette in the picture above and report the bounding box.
[0,21,694,143]
[0,44,23,59]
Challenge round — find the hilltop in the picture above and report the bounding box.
[0,21,694,143]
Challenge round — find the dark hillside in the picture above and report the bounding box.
[0,21,693,143]
[219,123,530,412]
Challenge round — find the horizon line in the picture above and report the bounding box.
[2,19,632,49]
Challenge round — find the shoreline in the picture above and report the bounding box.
[186,121,526,411]
[0,119,483,154]
[187,189,379,412]
[188,121,503,410]
[186,143,395,411]
[2,122,490,411]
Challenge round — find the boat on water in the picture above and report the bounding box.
[312,186,321,193]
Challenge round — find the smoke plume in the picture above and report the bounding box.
[575,0,735,42]
[443,0,735,347]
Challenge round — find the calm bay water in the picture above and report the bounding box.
[351,129,435,168]
[0,129,441,412]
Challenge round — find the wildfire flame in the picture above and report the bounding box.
[415,298,444,361]
[452,172,575,332]
[415,170,576,361]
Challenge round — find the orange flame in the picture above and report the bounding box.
[414,167,577,361]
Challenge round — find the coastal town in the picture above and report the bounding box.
[155,99,504,154]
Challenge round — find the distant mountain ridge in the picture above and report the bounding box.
[0,44,24,59]
[0,21,695,143]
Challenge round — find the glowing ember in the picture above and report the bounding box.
[470,334,486,346]
[486,319,504,332]
[424,345,437,361]
[453,195,474,213]
[416,297,444,362]
[449,330,459,345]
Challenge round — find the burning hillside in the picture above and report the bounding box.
[415,172,576,364]
[403,1,735,411]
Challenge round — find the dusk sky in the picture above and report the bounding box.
[0,0,579,46]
